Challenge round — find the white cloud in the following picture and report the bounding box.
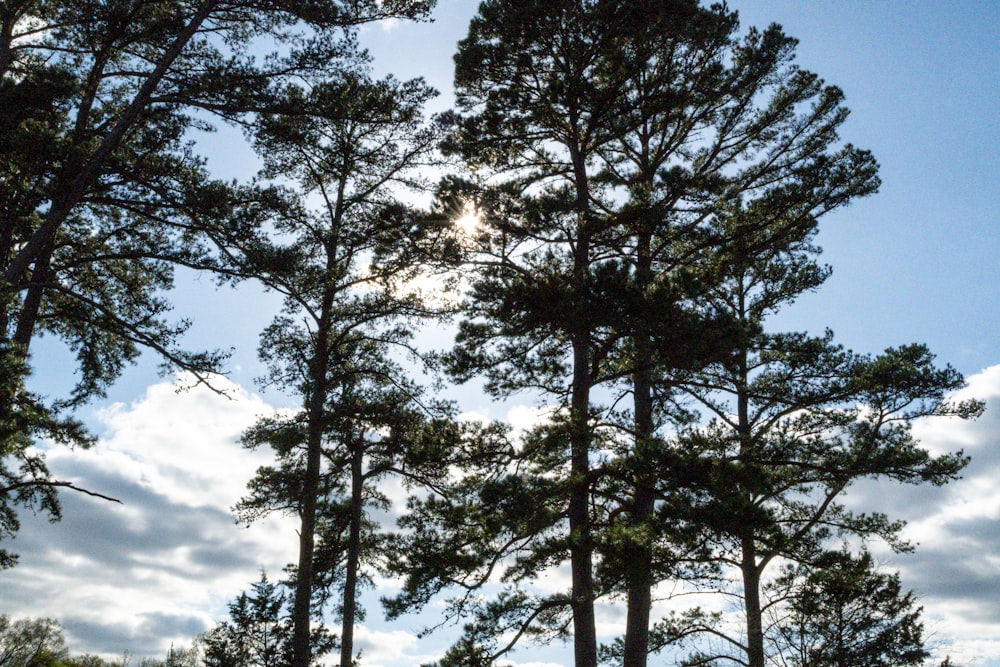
[506,404,555,439]
[595,599,626,641]
[457,409,491,423]
[0,375,298,658]
[87,375,275,510]
[846,364,1000,666]
[351,625,440,667]
[529,562,573,597]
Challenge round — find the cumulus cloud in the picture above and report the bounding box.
[0,375,298,658]
[843,365,1000,666]
[351,625,439,667]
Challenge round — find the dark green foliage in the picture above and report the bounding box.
[201,574,290,667]
[770,549,930,667]
[651,192,982,667]
[396,3,895,667]
[200,573,333,667]
[225,53,448,667]
[387,420,574,642]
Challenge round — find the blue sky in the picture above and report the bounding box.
[6,2,1000,666]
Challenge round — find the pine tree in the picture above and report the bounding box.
[201,573,334,667]
[651,197,981,667]
[393,4,887,666]
[769,549,930,667]
[0,0,436,568]
[592,4,880,663]
[226,69,450,667]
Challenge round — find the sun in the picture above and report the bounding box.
[453,201,481,237]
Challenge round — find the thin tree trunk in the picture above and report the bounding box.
[12,239,54,351]
[623,230,655,667]
[622,425,654,667]
[339,438,364,667]
[568,141,597,667]
[292,288,334,667]
[569,334,597,667]
[742,537,765,667]
[0,14,16,78]
[292,402,322,667]
[736,291,765,667]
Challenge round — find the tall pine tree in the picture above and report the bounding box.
[225,70,450,667]
[392,4,891,666]
[0,0,436,567]
[648,198,981,667]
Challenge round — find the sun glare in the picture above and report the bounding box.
[453,202,482,237]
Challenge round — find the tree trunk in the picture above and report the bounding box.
[569,333,597,667]
[742,537,765,667]
[291,405,322,667]
[623,230,655,667]
[734,285,765,667]
[622,442,654,667]
[12,240,54,351]
[291,288,334,667]
[339,438,364,667]
[568,141,597,667]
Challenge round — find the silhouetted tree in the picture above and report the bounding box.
[769,549,930,667]
[201,573,332,667]
[647,198,981,667]
[0,0,435,567]
[227,67,449,667]
[392,3,884,666]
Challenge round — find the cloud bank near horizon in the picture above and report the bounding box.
[0,367,998,666]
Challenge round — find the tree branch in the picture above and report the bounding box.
[1,480,122,504]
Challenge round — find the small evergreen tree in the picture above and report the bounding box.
[769,549,930,667]
[200,573,333,667]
